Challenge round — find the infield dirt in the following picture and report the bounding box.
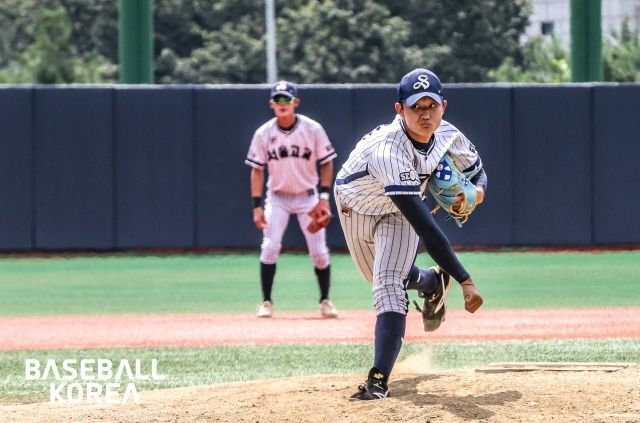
[1,308,639,422]
[1,363,639,422]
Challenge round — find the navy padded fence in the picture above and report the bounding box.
[512,86,592,246]
[194,87,270,248]
[34,88,114,249]
[0,83,638,251]
[114,88,194,248]
[0,87,32,250]
[592,85,640,244]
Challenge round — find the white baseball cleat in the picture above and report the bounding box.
[319,299,338,318]
[256,301,273,318]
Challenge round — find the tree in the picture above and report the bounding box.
[155,0,267,83]
[58,0,118,64]
[388,0,531,82]
[603,18,640,82]
[0,6,112,83]
[0,0,40,68]
[0,0,533,83]
[277,0,411,83]
[488,35,570,83]
[153,0,533,83]
[488,18,640,83]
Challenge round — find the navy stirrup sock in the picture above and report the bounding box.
[405,265,438,293]
[260,262,276,302]
[373,312,407,377]
[314,265,331,301]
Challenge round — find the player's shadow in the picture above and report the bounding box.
[391,374,522,421]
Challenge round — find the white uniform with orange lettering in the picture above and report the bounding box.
[245,114,337,268]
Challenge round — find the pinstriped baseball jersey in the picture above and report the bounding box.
[245,114,337,194]
[335,115,480,215]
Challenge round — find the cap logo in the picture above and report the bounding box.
[275,81,287,91]
[413,74,430,90]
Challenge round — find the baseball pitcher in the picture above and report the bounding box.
[335,69,487,400]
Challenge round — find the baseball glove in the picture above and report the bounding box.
[307,200,332,233]
[427,154,480,228]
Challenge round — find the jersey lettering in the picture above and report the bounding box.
[399,170,418,182]
[245,114,337,194]
[267,145,313,162]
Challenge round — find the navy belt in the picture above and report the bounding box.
[336,170,369,185]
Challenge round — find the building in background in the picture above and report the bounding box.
[525,0,640,44]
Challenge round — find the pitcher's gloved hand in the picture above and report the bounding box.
[427,153,480,228]
[460,279,483,313]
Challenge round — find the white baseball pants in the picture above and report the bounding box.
[260,190,330,269]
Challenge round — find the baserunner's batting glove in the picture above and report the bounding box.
[460,280,483,313]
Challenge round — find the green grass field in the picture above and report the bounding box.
[1,251,639,403]
[2,339,639,403]
[1,251,639,315]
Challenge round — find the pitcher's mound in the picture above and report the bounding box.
[2,365,639,422]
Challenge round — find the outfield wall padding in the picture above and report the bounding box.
[34,88,115,249]
[114,88,195,248]
[0,83,638,251]
[592,85,640,244]
[194,87,270,248]
[512,86,593,246]
[0,87,33,250]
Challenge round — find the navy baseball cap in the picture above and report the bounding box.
[397,68,444,106]
[270,80,298,99]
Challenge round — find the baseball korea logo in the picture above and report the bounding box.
[25,358,166,404]
[413,74,430,90]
